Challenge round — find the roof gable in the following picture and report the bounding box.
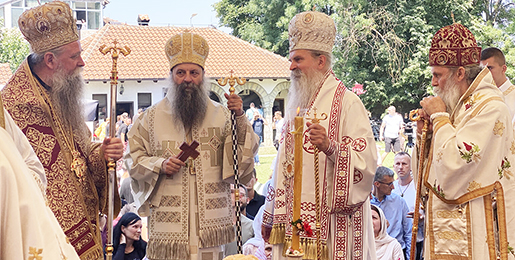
[81,24,291,81]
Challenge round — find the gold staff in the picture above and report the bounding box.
[99,40,131,260]
[217,70,246,254]
[409,109,429,260]
[306,108,327,260]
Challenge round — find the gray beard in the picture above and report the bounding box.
[167,77,208,132]
[434,73,462,114]
[286,68,325,121]
[49,66,87,136]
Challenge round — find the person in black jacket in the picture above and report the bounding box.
[113,212,147,260]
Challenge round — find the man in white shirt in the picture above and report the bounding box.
[480,47,515,121]
[379,106,404,164]
[392,152,424,260]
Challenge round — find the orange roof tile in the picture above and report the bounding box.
[0,63,12,85]
[81,24,291,81]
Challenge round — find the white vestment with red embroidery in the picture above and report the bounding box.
[263,70,377,260]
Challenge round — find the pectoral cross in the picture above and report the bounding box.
[177,140,200,162]
[178,140,200,175]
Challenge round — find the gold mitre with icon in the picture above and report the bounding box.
[18,1,79,53]
[165,30,209,70]
[288,11,336,54]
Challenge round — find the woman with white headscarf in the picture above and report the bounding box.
[371,204,404,260]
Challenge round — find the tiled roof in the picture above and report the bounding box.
[0,64,12,85]
[81,24,291,81]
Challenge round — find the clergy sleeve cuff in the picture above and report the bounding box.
[155,157,166,174]
[430,112,449,122]
[235,113,249,144]
[323,140,337,156]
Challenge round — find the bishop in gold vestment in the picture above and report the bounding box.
[414,23,515,260]
[1,2,123,259]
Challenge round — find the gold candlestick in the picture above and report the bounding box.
[292,111,304,253]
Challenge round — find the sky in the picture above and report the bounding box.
[102,0,231,32]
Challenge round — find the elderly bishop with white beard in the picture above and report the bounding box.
[413,23,515,260]
[261,11,378,260]
[128,31,259,260]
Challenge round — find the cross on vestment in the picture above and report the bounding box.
[200,127,223,167]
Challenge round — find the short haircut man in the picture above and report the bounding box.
[1,2,123,258]
[262,10,378,260]
[128,30,259,260]
[380,106,404,164]
[415,23,515,259]
[371,166,412,260]
[480,47,515,120]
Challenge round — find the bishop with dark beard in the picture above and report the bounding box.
[128,31,259,260]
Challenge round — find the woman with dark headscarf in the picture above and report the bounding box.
[113,212,147,260]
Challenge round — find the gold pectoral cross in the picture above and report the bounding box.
[70,150,87,182]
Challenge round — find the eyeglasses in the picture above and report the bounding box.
[377,180,394,186]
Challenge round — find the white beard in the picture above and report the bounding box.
[434,73,462,114]
[286,68,325,121]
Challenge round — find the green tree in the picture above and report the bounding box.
[0,19,30,73]
[215,0,515,117]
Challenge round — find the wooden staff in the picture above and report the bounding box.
[409,109,429,260]
[217,70,246,254]
[306,108,327,260]
[99,40,130,260]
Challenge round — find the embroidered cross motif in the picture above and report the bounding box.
[200,127,223,166]
[177,140,200,162]
[25,127,56,166]
[156,140,180,158]
[28,247,43,260]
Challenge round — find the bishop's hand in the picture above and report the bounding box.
[224,93,244,116]
[306,121,330,152]
[161,156,186,176]
[102,137,124,161]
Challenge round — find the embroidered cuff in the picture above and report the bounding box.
[430,112,449,122]
[323,140,337,156]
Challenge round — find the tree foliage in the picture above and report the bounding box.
[0,19,30,73]
[215,0,515,117]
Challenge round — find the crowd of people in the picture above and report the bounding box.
[3,2,515,260]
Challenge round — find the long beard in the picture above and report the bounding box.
[49,66,87,135]
[167,77,208,132]
[286,68,324,121]
[434,73,462,114]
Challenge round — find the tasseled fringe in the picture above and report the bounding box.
[282,237,329,260]
[199,224,235,248]
[80,246,103,260]
[269,223,286,244]
[147,238,189,260]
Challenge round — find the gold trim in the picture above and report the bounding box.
[496,184,509,260]
[433,117,451,134]
[470,97,504,118]
[451,67,490,121]
[466,203,472,258]
[484,194,496,259]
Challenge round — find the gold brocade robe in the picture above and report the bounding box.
[1,59,119,260]
[414,68,515,260]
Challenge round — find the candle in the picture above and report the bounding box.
[292,110,303,251]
